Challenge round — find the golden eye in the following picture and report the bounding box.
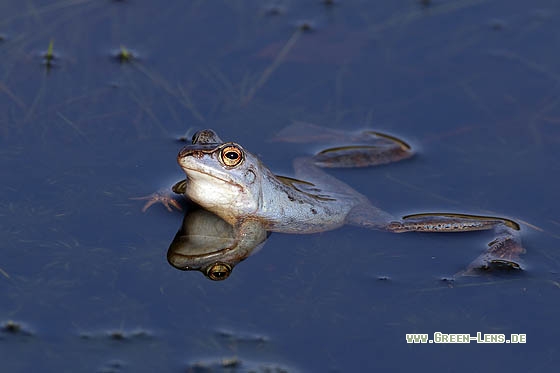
[220,145,243,167]
[206,263,232,281]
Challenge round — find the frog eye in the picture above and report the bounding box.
[206,263,232,281]
[220,145,243,167]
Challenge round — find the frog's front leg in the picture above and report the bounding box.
[132,179,187,212]
[386,213,525,274]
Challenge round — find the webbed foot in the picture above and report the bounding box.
[459,232,525,276]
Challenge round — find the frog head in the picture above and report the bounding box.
[177,130,264,224]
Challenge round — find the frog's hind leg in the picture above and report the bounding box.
[385,213,525,275]
[346,203,399,231]
[312,131,413,168]
[274,122,413,168]
[389,212,520,232]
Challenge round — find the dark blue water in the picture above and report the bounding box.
[1,0,559,371]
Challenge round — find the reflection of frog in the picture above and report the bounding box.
[167,207,267,281]
[150,123,525,280]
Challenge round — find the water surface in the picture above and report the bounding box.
[1,0,559,371]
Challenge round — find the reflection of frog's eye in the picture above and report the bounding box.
[206,263,232,281]
[221,145,243,167]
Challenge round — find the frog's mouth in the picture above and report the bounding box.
[181,166,230,184]
[179,164,245,194]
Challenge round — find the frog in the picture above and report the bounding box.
[143,123,525,279]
